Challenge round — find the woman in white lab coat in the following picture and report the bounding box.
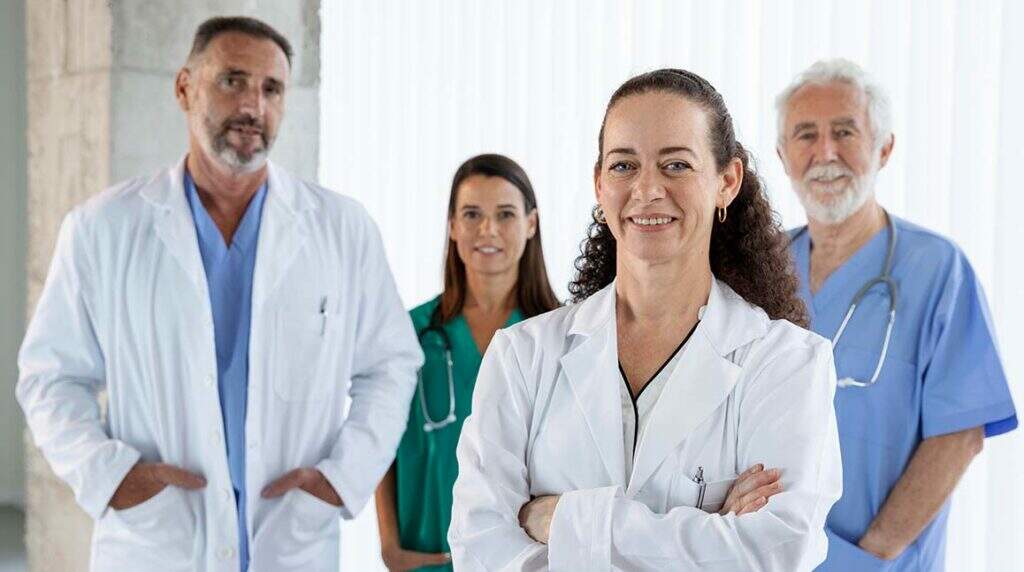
[449,69,843,571]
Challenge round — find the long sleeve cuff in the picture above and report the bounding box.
[76,441,141,520]
[547,486,619,571]
[315,458,361,520]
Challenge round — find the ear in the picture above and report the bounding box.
[718,157,744,209]
[525,208,538,239]
[593,163,604,204]
[448,215,457,239]
[877,133,895,169]
[174,67,193,112]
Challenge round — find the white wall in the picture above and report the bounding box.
[322,1,1023,569]
[0,0,28,507]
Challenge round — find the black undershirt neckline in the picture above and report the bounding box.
[619,320,700,460]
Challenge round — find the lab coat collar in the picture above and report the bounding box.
[565,276,767,355]
[559,276,768,491]
[140,156,317,306]
[139,156,316,216]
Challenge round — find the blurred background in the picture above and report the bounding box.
[2,0,1021,570]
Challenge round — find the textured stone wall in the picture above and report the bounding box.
[23,2,320,569]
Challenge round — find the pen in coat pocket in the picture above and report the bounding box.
[319,296,327,335]
[695,466,707,510]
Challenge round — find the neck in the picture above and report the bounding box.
[615,249,712,324]
[186,143,267,220]
[806,199,887,269]
[464,268,518,314]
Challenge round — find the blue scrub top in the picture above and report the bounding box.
[790,215,1017,571]
[186,171,268,572]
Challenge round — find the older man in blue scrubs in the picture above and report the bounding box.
[776,59,1017,571]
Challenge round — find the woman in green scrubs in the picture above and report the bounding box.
[375,154,560,571]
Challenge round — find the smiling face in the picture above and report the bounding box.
[596,91,741,266]
[175,32,289,174]
[449,174,538,278]
[778,81,893,224]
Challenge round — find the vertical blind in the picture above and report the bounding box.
[321,1,1023,568]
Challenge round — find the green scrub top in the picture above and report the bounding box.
[394,296,523,571]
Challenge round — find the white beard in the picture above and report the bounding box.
[195,114,272,175]
[795,161,877,225]
[213,145,268,174]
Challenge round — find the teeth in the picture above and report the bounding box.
[632,217,673,226]
[477,247,499,253]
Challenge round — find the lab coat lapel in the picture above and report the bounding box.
[251,162,313,311]
[627,279,765,495]
[558,284,627,486]
[140,157,208,296]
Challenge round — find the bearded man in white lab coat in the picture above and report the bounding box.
[16,16,422,572]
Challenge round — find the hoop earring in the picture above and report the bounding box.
[717,206,727,223]
[593,205,607,224]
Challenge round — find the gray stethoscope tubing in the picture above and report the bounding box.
[794,214,901,388]
[417,327,457,432]
[827,214,899,388]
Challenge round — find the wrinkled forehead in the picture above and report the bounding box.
[199,32,290,84]
[603,91,712,156]
[784,81,869,128]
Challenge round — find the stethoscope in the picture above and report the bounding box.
[796,213,899,389]
[416,324,457,432]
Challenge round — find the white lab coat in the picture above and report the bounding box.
[450,278,842,571]
[17,158,423,571]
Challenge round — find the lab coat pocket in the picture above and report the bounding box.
[273,308,338,401]
[669,472,737,514]
[254,489,339,570]
[94,486,197,570]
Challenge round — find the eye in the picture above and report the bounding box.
[835,128,854,138]
[264,84,282,96]
[796,132,816,141]
[220,76,240,89]
[663,160,691,172]
[463,211,480,220]
[498,210,517,220]
[609,161,634,173]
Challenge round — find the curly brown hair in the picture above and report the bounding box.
[568,69,808,327]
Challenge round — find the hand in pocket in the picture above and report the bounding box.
[109,462,207,510]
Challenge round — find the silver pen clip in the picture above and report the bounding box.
[319,296,328,336]
[694,466,707,510]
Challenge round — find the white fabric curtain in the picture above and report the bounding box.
[321,1,1023,569]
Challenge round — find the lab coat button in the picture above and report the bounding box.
[247,441,258,451]
[205,373,215,387]
[222,488,233,502]
[217,546,235,560]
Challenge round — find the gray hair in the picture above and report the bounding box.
[775,58,892,149]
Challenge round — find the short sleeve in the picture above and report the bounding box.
[921,250,1017,438]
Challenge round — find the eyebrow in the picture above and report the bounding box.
[460,203,521,211]
[605,146,697,157]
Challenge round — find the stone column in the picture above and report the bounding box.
[24,2,320,569]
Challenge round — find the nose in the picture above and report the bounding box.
[632,164,666,203]
[812,134,838,163]
[478,215,498,236]
[238,84,266,118]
